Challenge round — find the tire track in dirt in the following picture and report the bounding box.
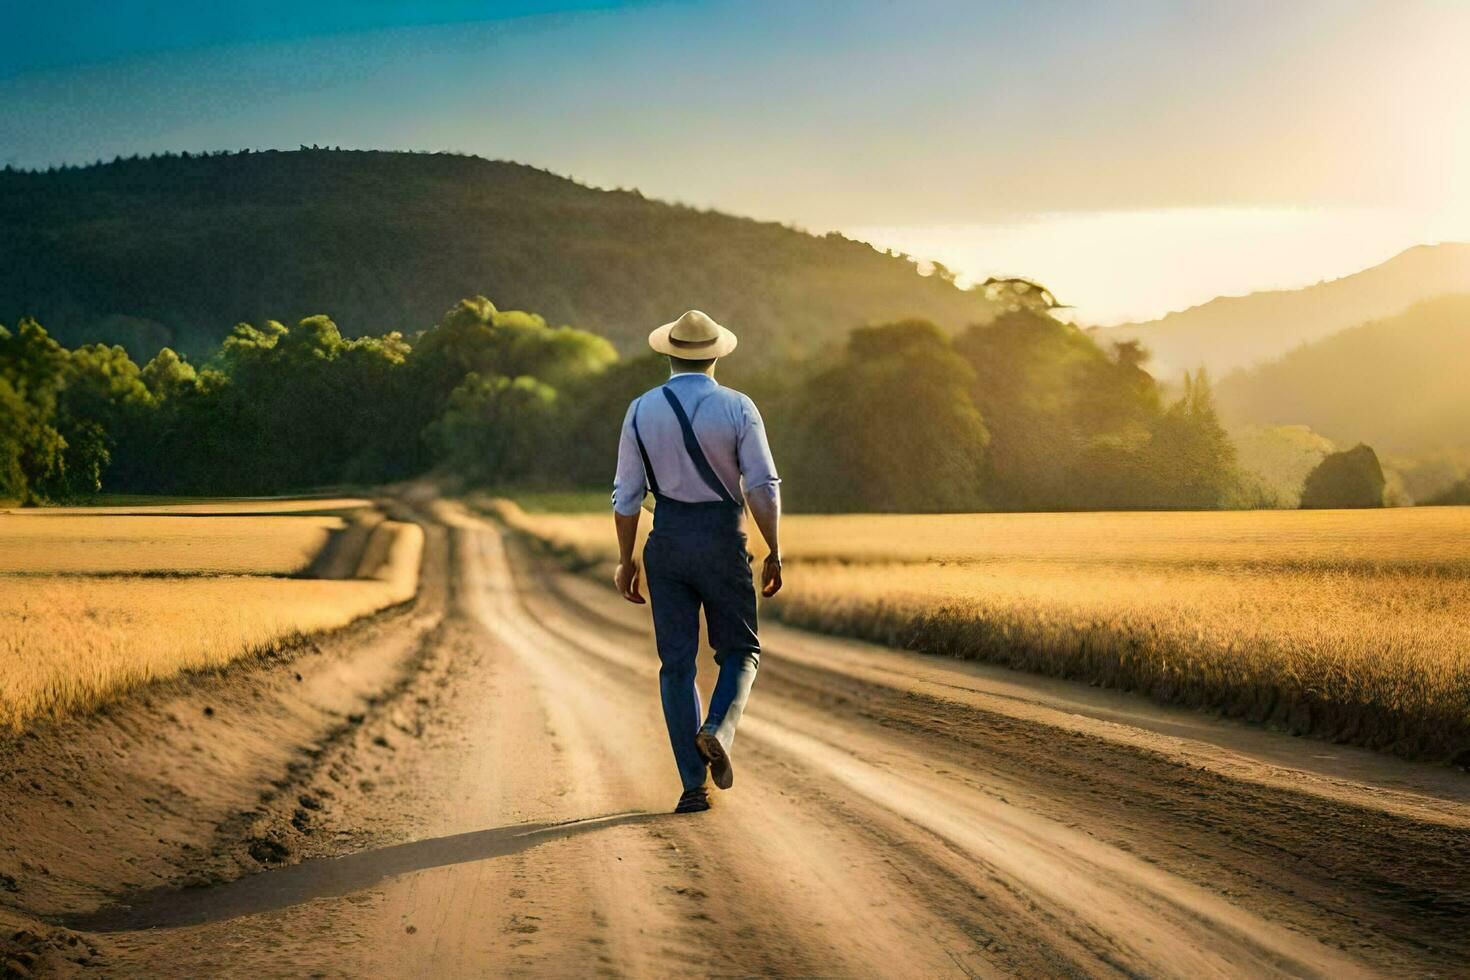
[501,521,1379,978]
[531,539,1470,973]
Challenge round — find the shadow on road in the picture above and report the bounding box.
[64,811,664,932]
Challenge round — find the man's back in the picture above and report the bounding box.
[611,373,779,515]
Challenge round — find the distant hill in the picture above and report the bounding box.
[1215,295,1470,456]
[1089,243,1470,377]
[0,149,994,361]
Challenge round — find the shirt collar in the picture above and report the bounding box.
[667,372,716,386]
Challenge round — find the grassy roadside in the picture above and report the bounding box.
[0,501,423,733]
[500,489,611,514]
[481,497,1470,765]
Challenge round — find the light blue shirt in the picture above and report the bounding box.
[612,373,781,516]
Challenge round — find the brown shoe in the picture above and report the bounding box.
[695,731,734,790]
[674,786,712,813]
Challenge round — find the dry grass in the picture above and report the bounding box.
[484,499,642,566]
[771,560,1470,758]
[0,497,373,517]
[487,499,1470,573]
[488,499,1470,760]
[0,514,346,575]
[0,505,421,732]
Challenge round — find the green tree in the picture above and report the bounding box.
[425,373,560,483]
[406,297,621,488]
[0,319,70,502]
[787,320,988,512]
[955,310,1148,509]
[410,297,616,414]
[46,343,152,498]
[188,314,417,492]
[336,332,418,483]
[1144,370,1242,509]
[140,347,198,400]
[0,378,45,501]
[953,308,1246,511]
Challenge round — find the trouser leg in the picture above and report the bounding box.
[700,546,761,752]
[646,565,708,791]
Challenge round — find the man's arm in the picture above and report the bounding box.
[612,400,648,604]
[747,490,782,597]
[737,396,783,597]
[613,509,645,603]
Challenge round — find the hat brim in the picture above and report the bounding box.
[648,322,738,359]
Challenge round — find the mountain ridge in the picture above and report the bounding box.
[1215,293,1470,459]
[1089,242,1470,377]
[0,148,995,361]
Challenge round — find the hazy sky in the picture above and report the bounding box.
[3,0,1466,322]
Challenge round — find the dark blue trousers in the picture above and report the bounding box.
[642,498,761,791]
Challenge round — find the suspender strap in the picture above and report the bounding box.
[630,397,661,497]
[661,386,737,504]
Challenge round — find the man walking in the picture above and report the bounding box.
[611,311,783,814]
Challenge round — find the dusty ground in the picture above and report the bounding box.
[2,499,1467,978]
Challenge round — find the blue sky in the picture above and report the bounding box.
[3,0,1466,321]
[1,1,639,77]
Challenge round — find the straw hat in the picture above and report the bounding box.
[648,310,738,359]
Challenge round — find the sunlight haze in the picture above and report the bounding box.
[853,207,1470,325]
[3,0,1467,320]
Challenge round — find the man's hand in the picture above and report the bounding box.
[747,489,782,598]
[614,559,646,604]
[613,510,644,604]
[760,555,783,598]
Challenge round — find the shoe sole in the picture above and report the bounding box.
[695,731,734,790]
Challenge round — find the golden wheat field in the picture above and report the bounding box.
[489,499,1470,759]
[490,500,1470,572]
[0,501,421,732]
[6,497,375,516]
[0,513,348,575]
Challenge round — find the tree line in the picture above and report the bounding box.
[1,288,1249,511]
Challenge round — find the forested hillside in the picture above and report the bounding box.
[1090,243,1470,377]
[0,149,994,362]
[1215,295,1470,457]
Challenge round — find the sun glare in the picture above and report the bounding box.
[850,205,1467,325]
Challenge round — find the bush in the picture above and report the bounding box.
[1300,444,1386,509]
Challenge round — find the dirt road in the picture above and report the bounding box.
[15,503,1470,977]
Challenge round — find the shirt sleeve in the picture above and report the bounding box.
[611,398,648,516]
[736,395,781,506]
